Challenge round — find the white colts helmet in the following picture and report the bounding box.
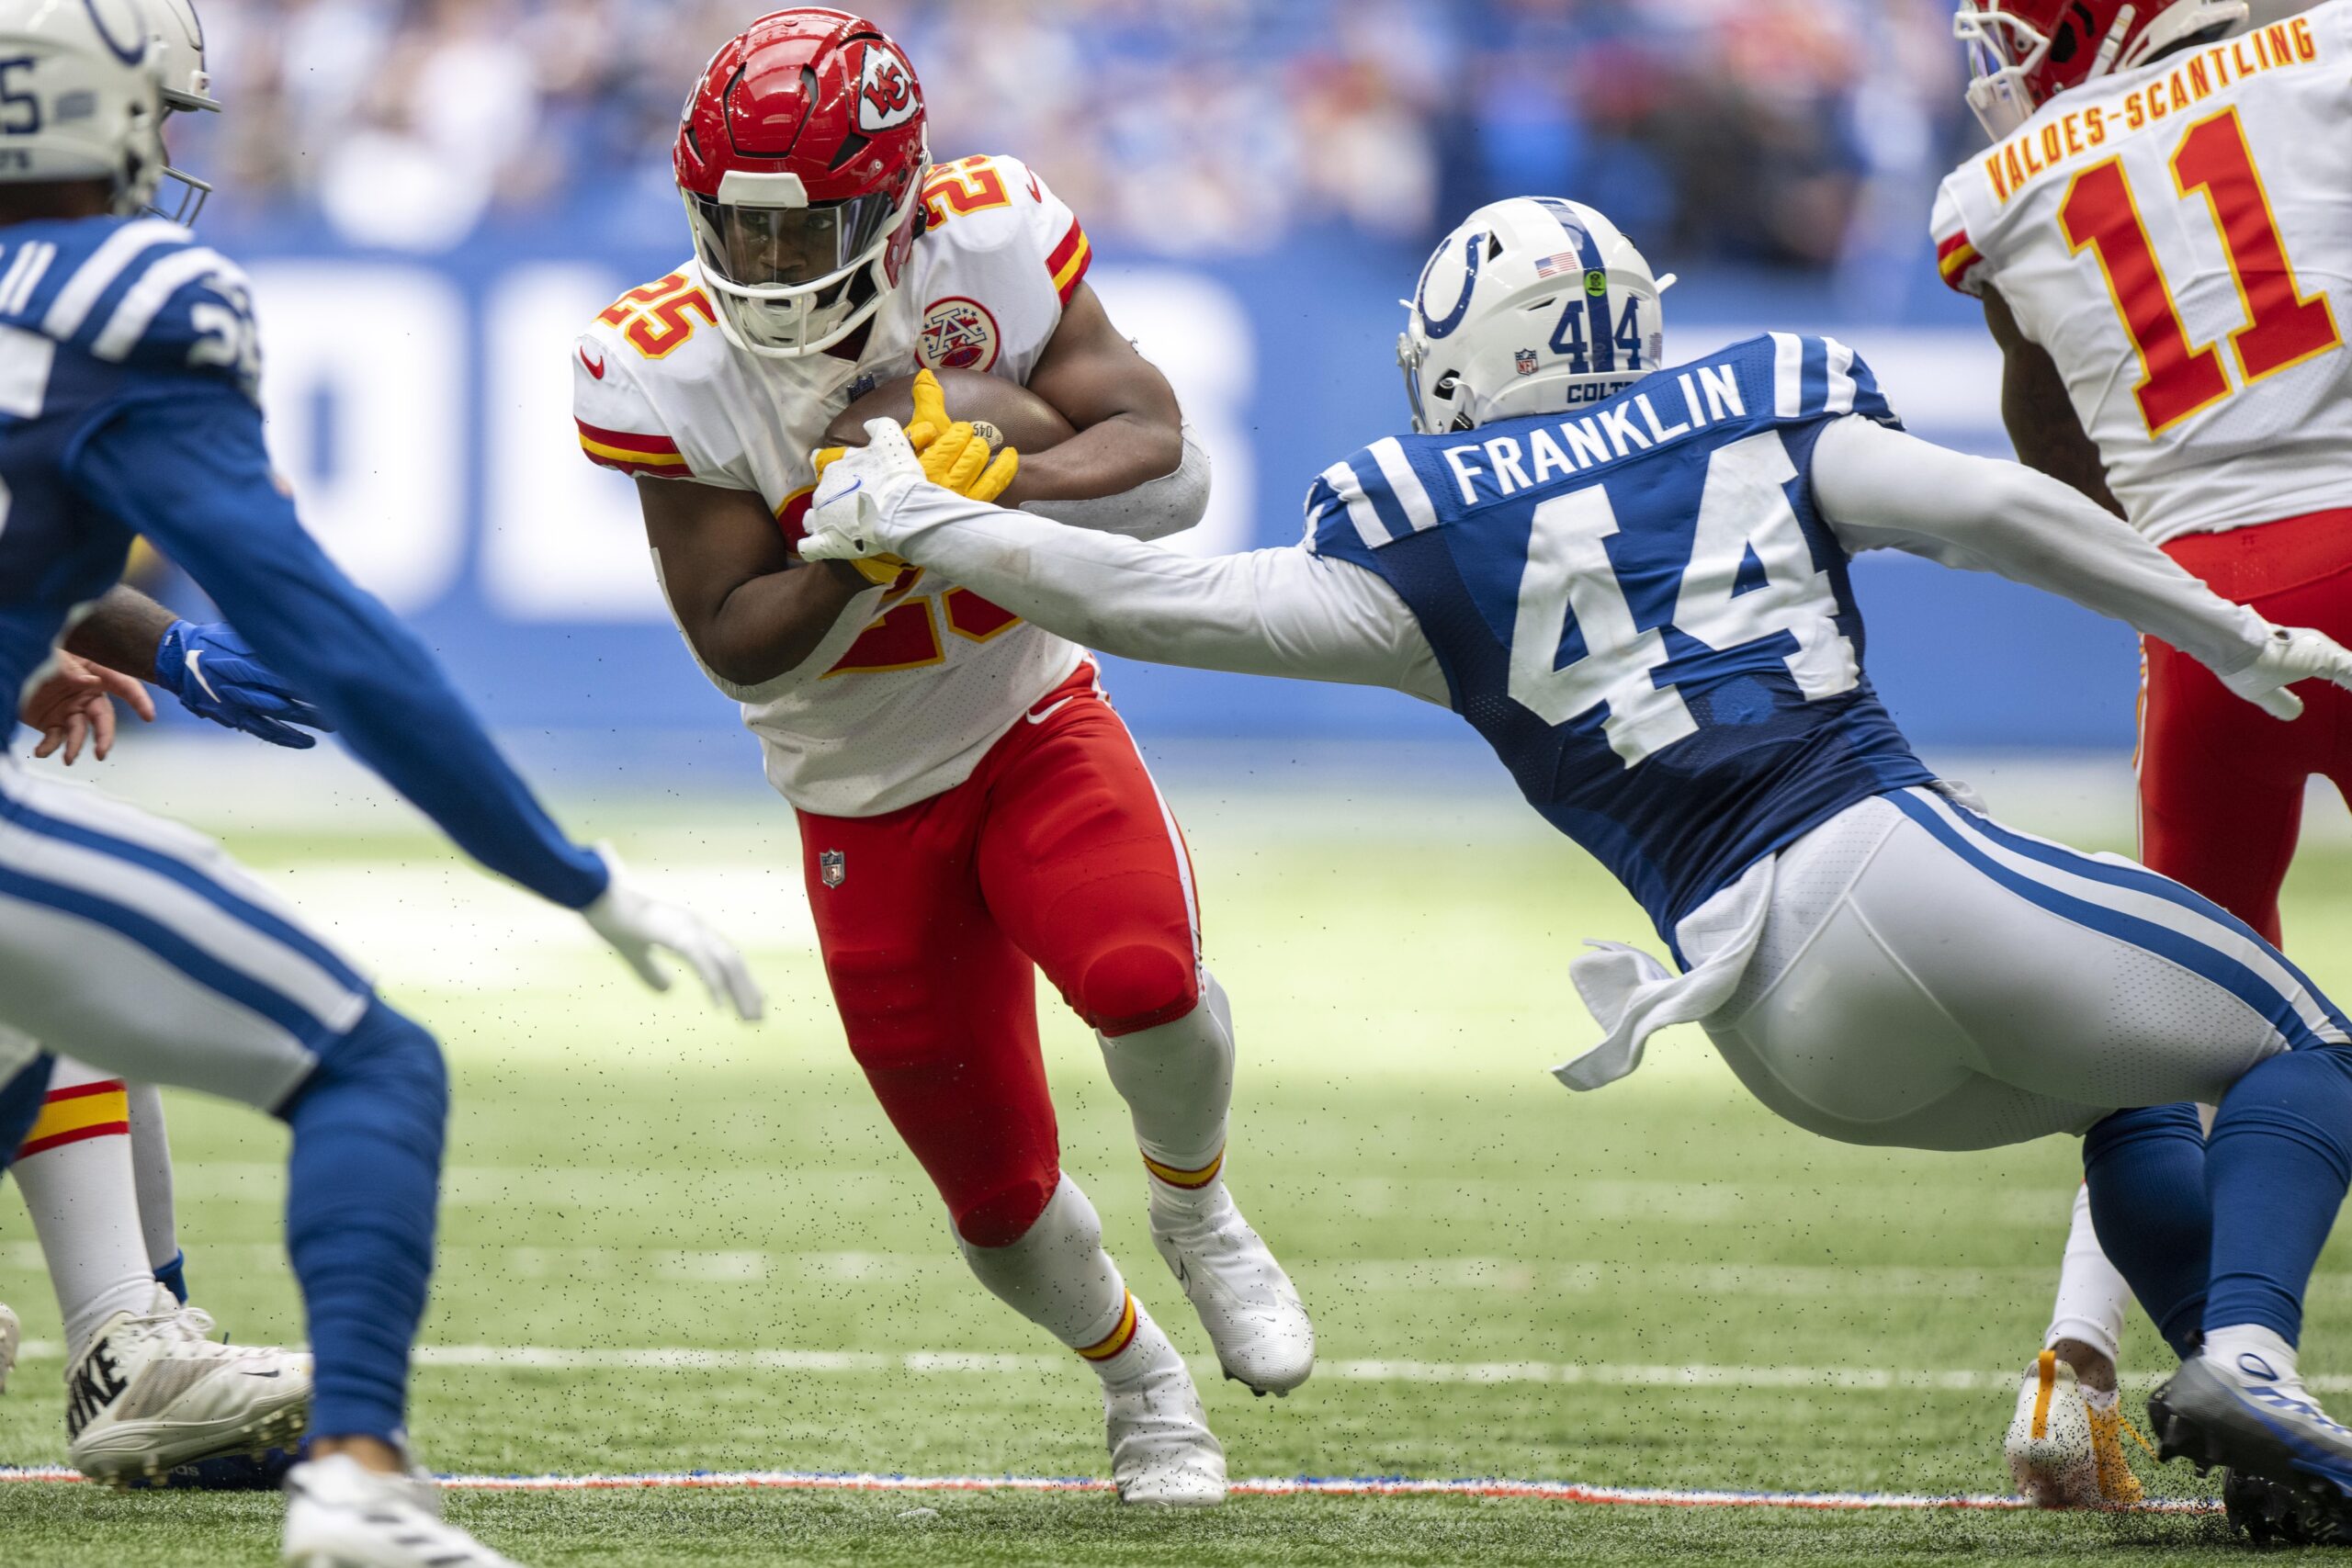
[1397,197,1673,435]
[0,0,167,216]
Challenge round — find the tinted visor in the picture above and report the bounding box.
[690,191,903,289]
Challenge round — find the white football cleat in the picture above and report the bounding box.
[1102,1302,1227,1506]
[66,1285,311,1485]
[283,1452,524,1567]
[1150,1185,1315,1396]
[2007,1350,2143,1507]
[0,1301,19,1395]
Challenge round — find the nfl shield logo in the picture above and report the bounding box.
[819,850,847,889]
[1514,349,1538,377]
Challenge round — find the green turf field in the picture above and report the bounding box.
[4,774,2352,1564]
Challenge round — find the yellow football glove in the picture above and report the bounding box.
[903,366,950,454]
[907,369,1020,501]
[921,420,1020,502]
[810,444,908,587]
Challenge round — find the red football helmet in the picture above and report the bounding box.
[674,8,928,357]
[1954,0,2247,138]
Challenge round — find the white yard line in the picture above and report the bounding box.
[0,1462,2220,1510]
[9,1339,2324,1392]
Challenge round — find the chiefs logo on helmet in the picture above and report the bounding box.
[858,43,919,132]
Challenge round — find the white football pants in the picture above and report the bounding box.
[0,759,367,1113]
[1696,787,2346,1151]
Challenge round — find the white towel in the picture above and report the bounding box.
[1553,854,1776,1091]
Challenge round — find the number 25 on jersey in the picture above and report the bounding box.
[2061,106,2343,434]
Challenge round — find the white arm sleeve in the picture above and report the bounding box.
[1016,424,1211,542]
[884,482,1449,704]
[1809,415,2270,678]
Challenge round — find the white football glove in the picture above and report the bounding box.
[802,417,927,570]
[581,844,763,1021]
[2218,623,2352,721]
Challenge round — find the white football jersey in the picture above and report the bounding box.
[1931,3,2352,544]
[572,154,1096,817]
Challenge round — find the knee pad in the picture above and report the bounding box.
[282,998,447,1157]
[1079,942,1199,1038]
[953,1165,1060,1249]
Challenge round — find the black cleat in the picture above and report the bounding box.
[2223,1467,2351,1546]
[2151,1358,2352,1538]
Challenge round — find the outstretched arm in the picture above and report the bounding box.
[69,385,762,1015]
[1810,415,2345,714]
[808,434,1447,703]
[69,386,611,907]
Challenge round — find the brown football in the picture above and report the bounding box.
[824,367,1077,457]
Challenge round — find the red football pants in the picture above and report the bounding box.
[797,664,1203,1247]
[2141,509,2352,946]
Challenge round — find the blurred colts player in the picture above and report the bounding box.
[0,0,325,1493]
[1937,0,2352,1509]
[571,8,1309,1502]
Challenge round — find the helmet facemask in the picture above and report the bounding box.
[1954,1,2251,141]
[139,0,219,222]
[684,164,921,358]
[1954,3,2057,140]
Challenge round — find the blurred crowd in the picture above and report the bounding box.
[176,0,1978,272]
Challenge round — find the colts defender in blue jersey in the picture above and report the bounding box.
[0,6,760,1565]
[806,195,2352,1530]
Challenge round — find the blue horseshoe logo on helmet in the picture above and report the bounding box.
[1417,230,1484,342]
[83,0,151,66]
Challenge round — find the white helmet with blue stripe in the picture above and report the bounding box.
[1397,197,1674,435]
[0,0,168,216]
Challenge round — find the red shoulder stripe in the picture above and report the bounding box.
[1046,219,1091,306]
[575,420,681,457]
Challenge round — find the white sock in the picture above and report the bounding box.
[956,1176,1136,1365]
[126,1084,180,1274]
[2083,1384,2120,1416]
[11,1057,163,1356]
[2203,1324,2308,1400]
[2046,1182,2130,1368]
[1096,971,1234,1213]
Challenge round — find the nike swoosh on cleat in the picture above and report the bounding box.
[184,648,221,704]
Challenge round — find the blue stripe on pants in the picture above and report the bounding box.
[1890,792,2324,1050]
[0,861,337,1046]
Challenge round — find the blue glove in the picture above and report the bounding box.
[153,620,334,750]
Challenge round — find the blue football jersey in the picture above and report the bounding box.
[1306,333,1937,942]
[0,215,262,698]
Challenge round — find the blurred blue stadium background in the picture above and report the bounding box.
[144,0,2278,764]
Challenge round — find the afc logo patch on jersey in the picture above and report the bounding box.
[917,296,1001,372]
[858,44,920,132]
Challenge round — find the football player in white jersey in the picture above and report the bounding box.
[1938,0,2352,1511]
[571,8,1309,1504]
